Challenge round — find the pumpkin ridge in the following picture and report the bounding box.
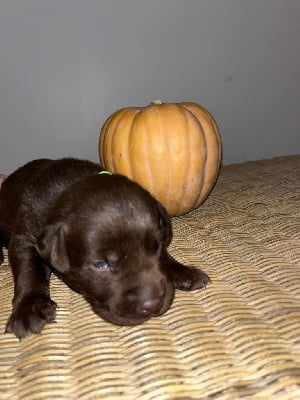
[197,117,208,211]
[162,106,172,212]
[144,103,170,203]
[161,103,186,214]
[181,104,207,212]
[194,114,208,211]
[127,109,142,180]
[139,108,155,195]
[109,109,124,172]
[177,105,192,214]
[198,112,221,206]
[181,103,220,209]
[111,109,126,172]
[101,114,116,170]
[99,113,115,168]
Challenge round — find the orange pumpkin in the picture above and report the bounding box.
[99,100,222,216]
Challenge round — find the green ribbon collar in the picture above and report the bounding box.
[98,170,113,176]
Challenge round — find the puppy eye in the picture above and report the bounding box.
[95,261,109,270]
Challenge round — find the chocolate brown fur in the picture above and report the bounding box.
[0,158,210,339]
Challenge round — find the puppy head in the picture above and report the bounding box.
[36,174,175,325]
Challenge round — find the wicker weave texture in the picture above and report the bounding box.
[0,155,300,400]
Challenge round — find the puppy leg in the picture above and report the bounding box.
[165,253,211,291]
[5,235,57,339]
[0,236,4,265]
[0,229,6,265]
[0,173,8,264]
[0,246,4,265]
[0,233,7,265]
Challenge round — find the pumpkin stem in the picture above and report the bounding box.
[151,99,163,105]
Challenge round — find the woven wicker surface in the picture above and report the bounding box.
[0,155,300,400]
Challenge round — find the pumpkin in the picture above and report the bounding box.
[99,100,222,216]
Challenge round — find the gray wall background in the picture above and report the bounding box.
[0,0,299,173]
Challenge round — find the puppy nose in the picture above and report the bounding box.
[136,298,162,317]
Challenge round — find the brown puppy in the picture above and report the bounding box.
[0,158,210,339]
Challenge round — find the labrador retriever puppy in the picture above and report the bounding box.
[0,158,210,339]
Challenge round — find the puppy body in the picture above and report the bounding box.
[0,158,210,339]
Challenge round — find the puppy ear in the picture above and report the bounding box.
[35,222,70,273]
[157,202,172,246]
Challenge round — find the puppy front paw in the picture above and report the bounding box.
[174,265,211,291]
[5,295,57,339]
